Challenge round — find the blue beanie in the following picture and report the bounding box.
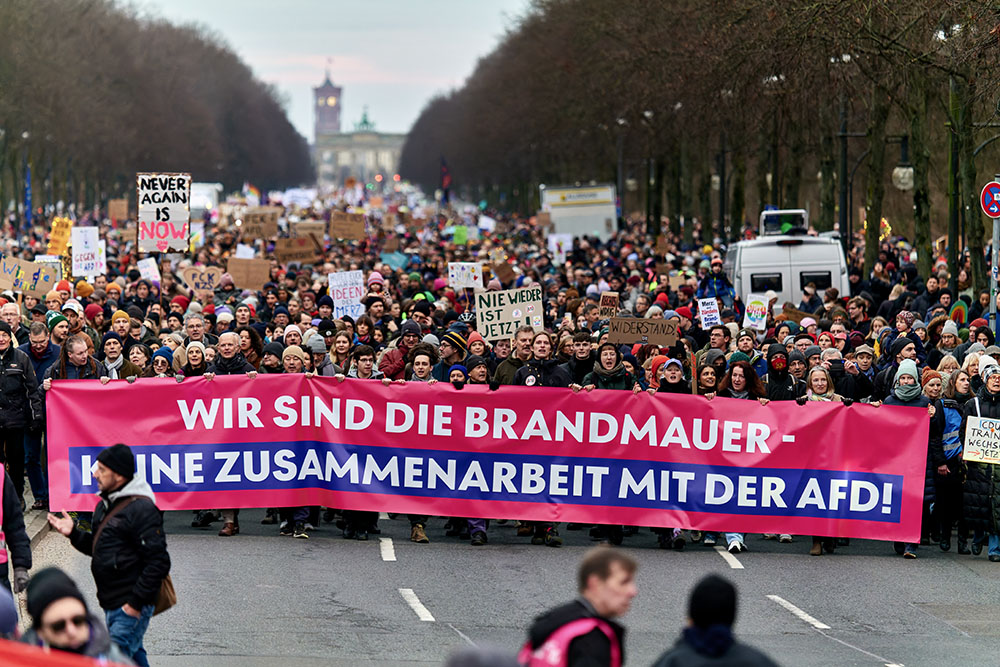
[152,347,173,365]
[447,364,468,380]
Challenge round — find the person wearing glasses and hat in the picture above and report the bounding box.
[20,567,134,663]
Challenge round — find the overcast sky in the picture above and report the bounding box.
[138,0,530,142]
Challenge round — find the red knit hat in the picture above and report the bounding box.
[202,303,215,315]
[971,318,989,329]
[676,306,693,320]
[170,295,190,311]
[655,292,670,304]
[56,280,72,294]
[84,304,103,322]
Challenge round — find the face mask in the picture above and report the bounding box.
[772,357,787,371]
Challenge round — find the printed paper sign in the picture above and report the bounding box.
[137,257,161,284]
[48,217,73,256]
[547,234,573,264]
[46,376,931,543]
[71,227,104,277]
[599,292,619,319]
[743,293,769,331]
[475,285,544,342]
[0,255,60,297]
[448,262,482,289]
[607,317,678,346]
[330,212,365,240]
[234,244,255,259]
[964,416,1000,465]
[698,298,721,326]
[328,270,365,320]
[137,172,191,252]
[241,206,280,239]
[227,258,271,292]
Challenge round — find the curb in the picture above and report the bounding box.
[24,508,51,549]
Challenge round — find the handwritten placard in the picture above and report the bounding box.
[48,217,73,256]
[0,255,60,297]
[108,198,129,221]
[599,292,620,319]
[181,266,223,294]
[227,258,271,291]
[606,317,678,346]
[964,416,1000,465]
[330,212,365,240]
[241,206,281,239]
[448,262,483,289]
[136,172,191,252]
[274,237,316,264]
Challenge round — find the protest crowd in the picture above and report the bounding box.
[0,184,998,665]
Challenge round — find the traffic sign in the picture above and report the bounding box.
[981,181,1000,218]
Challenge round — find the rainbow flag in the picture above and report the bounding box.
[949,300,967,325]
[242,182,260,200]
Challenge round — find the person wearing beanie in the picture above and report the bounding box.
[48,443,170,666]
[874,335,919,400]
[524,548,635,665]
[367,270,385,289]
[169,295,190,314]
[20,567,133,662]
[432,330,468,381]
[46,311,70,344]
[150,346,174,377]
[306,335,338,376]
[55,280,73,300]
[84,302,104,328]
[261,341,286,374]
[465,355,489,384]
[883,357,942,559]
[447,363,469,384]
[99,332,141,382]
[378,319,422,380]
[652,574,777,666]
[75,280,95,300]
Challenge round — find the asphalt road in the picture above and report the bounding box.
[28,511,1000,666]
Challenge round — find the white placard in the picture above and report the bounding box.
[743,293,769,331]
[71,227,104,277]
[474,285,544,342]
[447,262,483,289]
[964,416,1000,465]
[327,270,365,320]
[235,244,255,259]
[547,233,573,264]
[137,257,161,284]
[698,298,721,327]
[137,172,191,252]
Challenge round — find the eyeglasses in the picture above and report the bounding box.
[46,614,88,633]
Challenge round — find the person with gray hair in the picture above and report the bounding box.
[822,346,873,401]
[183,312,218,346]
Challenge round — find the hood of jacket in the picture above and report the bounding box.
[104,475,156,506]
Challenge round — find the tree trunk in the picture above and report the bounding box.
[651,157,665,238]
[864,90,890,274]
[681,143,694,247]
[667,153,681,237]
[782,124,803,209]
[958,77,987,294]
[818,132,836,232]
[730,153,746,242]
[910,74,932,280]
[698,168,713,240]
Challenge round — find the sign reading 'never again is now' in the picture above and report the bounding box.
[137,172,191,252]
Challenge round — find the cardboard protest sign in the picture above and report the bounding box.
[599,292,619,319]
[654,263,672,276]
[181,266,223,294]
[475,285,544,342]
[547,233,573,264]
[48,217,73,256]
[227,258,271,291]
[667,274,687,290]
[241,206,280,239]
[71,227,104,277]
[327,270,365,320]
[536,211,552,229]
[698,298,721,326]
[743,293,769,331]
[108,198,129,221]
[382,213,398,230]
[778,305,812,324]
[330,212,365,240]
[290,220,326,239]
[490,262,516,284]
[274,237,316,264]
[136,172,191,252]
[137,257,160,284]
[655,235,670,254]
[383,236,400,252]
[448,262,482,289]
[607,317,679,346]
[964,417,1000,465]
[0,255,60,297]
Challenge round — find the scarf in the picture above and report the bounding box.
[593,361,624,378]
[807,388,834,401]
[105,354,124,379]
[409,371,430,382]
[728,388,749,400]
[893,382,922,401]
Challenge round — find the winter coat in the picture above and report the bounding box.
[961,388,1000,533]
[1,469,31,575]
[20,612,135,664]
[0,345,42,428]
[526,599,626,667]
[828,363,875,401]
[581,365,637,391]
[102,358,142,380]
[209,351,256,375]
[44,357,103,382]
[561,354,596,386]
[26,341,60,381]
[68,476,170,611]
[652,632,779,667]
[493,356,527,386]
[885,392,941,507]
[514,358,572,388]
[377,339,411,380]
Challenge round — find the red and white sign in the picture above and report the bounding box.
[980,181,1000,219]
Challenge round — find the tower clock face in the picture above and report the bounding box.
[317,98,325,106]
[327,96,338,106]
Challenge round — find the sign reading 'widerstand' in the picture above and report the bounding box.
[47,375,928,541]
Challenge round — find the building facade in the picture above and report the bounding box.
[313,72,405,189]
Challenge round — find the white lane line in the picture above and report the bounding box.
[380,537,396,562]
[399,588,435,622]
[448,623,477,646]
[766,595,830,629]
[713,545,745,569]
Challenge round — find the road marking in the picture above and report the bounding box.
[380,537,396,562]
[448,623,477,646]
[714,545,744,569]
[399,588,435,622]
[766,595,830,629]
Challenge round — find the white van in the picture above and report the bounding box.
[723,235,849,307]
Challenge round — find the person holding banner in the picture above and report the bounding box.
[961,357,1000,561]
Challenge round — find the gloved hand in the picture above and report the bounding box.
[13,567,29,593]
[795,396,808,406]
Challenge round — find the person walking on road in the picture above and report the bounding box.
[961,355,1000,561]
[520,547,637,666]
[0,320,43,506]
[20,567,135,664]
[0,467,31,596]
[651,574,778,666]
[47,443,171,667]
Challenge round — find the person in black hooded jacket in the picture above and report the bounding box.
[655,358,691,394]
[763,343,804,401]
[560,330,596,385]
[960,356,1000,561]
[513,331,572,388]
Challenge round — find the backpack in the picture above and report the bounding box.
[518,617,621,667]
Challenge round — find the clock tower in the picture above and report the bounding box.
[313,66,342,140]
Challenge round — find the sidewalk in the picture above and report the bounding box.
[21,489,51,549]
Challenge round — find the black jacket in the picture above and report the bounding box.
[0,345,42,428]
[68,477,171,610]
[210,351,256,375]
[828,363,875,401]
[652,633,779,667]
[961,388,1000,533]
[1,469,31,573]
[527,599,625,667]
[514,358,573,388]
[561,354,596,385]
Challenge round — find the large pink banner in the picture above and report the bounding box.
[46,375,929,540]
